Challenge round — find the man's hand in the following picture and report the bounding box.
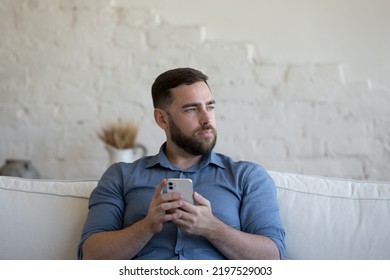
[171,192,218,237]
[143,179,185,234]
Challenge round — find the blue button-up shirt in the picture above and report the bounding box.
[78,144,285,259]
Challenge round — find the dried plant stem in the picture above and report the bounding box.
[98,119,139,149]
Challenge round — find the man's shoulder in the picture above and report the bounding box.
[107,155,157,174]
[212,152,274,187]
[212,152,267,172]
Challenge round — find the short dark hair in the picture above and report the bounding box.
[151,67,209,109]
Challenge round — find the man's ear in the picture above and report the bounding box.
[154,108,169,129]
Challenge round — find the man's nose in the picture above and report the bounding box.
[199,108,212,125]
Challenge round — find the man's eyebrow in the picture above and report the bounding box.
[182,100,216,109]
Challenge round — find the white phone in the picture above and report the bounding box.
[166,178,194,204]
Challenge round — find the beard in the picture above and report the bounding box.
[168,115,217,156]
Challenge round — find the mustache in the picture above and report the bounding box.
[195,124,217,134]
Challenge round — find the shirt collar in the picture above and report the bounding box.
[145,142,225,171]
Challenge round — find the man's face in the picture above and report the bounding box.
[166,81,217,155]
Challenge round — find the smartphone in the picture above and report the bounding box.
[166,178,194,204]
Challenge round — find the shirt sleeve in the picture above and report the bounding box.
[239,163,286,259]
[77,163,125,259]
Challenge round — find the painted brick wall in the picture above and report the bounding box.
[1,1,389,180]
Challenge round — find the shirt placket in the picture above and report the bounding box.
[174,171,191,259]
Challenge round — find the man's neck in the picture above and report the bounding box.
[165,143,203,171]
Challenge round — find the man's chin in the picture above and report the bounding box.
[197,137,215,147]
[200,138,217,152]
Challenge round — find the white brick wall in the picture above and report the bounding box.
[0,1,389,181]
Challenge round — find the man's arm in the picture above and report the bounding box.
[173,192,280,259]
[82,180,183,259]
[202,215,280,259]
[82,218,154,260]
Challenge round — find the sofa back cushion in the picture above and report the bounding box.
[270,171,390,260]
[0,176,96,260]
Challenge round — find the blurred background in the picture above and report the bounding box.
[1,0,389,180]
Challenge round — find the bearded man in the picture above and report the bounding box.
[78,67,285,260]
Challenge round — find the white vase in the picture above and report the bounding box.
[105,144,147,165]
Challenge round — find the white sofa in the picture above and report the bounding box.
[1,171,389,260]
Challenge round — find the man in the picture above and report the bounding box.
[78,67,285,260]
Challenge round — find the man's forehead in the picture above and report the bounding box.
[170,81,212,100]
[171,81,212,95]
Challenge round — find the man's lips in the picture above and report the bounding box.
[197,129,215,137]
